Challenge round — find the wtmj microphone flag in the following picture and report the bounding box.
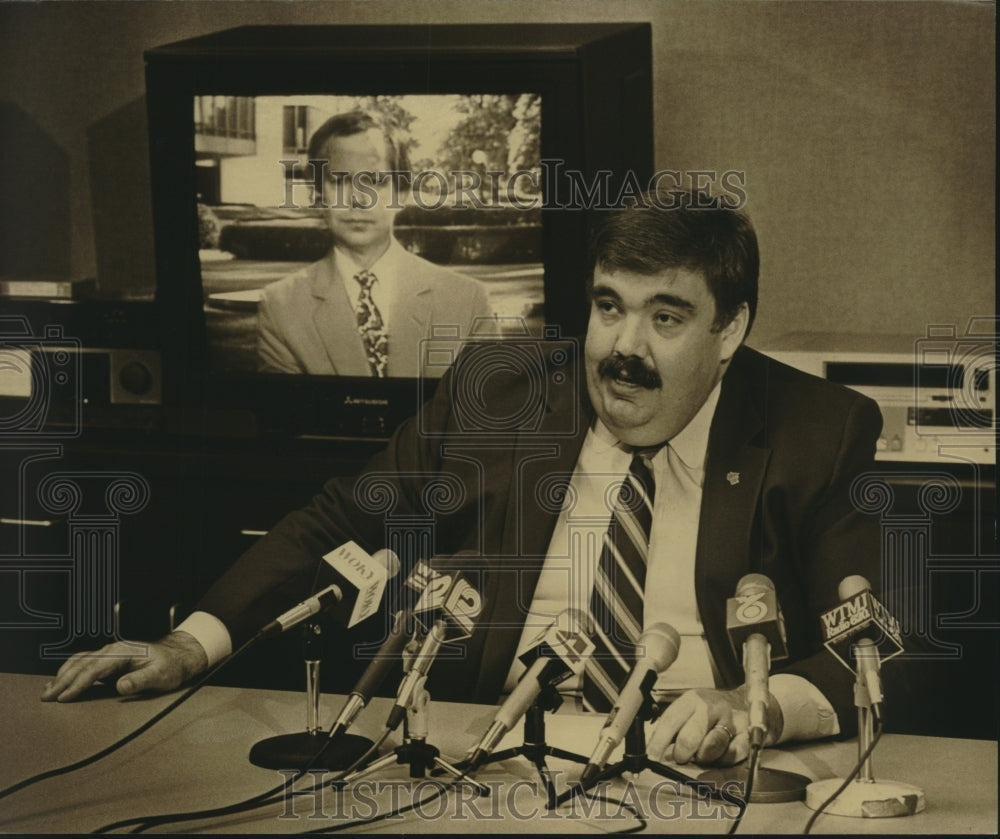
[819,575,904,674]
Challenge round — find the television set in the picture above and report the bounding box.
[145,24,653,441]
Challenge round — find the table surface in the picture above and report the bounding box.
[0,673,995,834]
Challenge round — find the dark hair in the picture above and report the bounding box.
[307,111,411,175]
[588,190,759,334]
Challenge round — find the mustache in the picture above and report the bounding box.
[597,355,662,390]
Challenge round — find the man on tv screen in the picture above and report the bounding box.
[256,111,493,377]
[43,190,891,768]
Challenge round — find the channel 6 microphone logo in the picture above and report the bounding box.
[0,316,82,438]
[418,319,580,438]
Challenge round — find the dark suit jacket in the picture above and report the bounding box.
[257,248,492,376]
[198,342,883,735]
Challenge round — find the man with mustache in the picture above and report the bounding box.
[257,110,492,377]
[43,191,882,769]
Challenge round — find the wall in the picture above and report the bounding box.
[0,0,993,344]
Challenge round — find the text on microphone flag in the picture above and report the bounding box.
[518,624,596,677]
[820,588,904,674]
[409,560,452,615]
[321,541,392,628]
[407,558,484,641]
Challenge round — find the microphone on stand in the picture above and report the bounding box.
[724,573,787,749]
[579,623,680,785]
[468,608,594,769]
[336,558,489,790]
[321,555,458,742]
[327,607,413,740]
[386,566,484,731]
[804,575,924,820]
[248,543,400,771]
[698,573,810,803]
[256,544,400,640]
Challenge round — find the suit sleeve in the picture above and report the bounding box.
[779,392,884,737]
[194,366,460,646]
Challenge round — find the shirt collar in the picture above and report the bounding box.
[591,379,723,471]
[669,381,722,471]
[334,236,404,298]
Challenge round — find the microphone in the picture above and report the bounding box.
[326,557,451,738]
[468,608,594,769]
[247,545,400,772]
[328,608,413,738]
[831,575,896,723]
[580,623,680,784]
[804,578,923,816]
[819,574,903,721]
[385,566,485,731]
[725,573,788,748]
[256,544,400,640]
[853,637,884,723]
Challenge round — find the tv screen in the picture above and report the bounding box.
[196,93,544,377]
[145,24,653,441]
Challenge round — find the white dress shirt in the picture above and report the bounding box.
[501,384,722,696]
[500,382,839,742]
[333,237,407,333]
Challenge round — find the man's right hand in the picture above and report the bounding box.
[40,631,208,703]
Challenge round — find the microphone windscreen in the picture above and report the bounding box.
[374,549,402,579]
[837,574,871,601]
[736,573,774,592]
[638,622,681,672]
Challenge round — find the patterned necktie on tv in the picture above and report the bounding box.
[582,448,658,712]
[354,269,387,377]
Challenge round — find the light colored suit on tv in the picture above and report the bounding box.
[257,242,493,377]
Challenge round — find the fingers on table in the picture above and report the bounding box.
[40,643,145,702]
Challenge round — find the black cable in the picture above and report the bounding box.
[0,634,259,805]
[105,615,414,832]
[96,724,394,833]
[725,744,758,835]
[579,790,649,835]
[298,763,484,834]
[301,781,450,834]
[97,767,293,834]
[335,726,393,780]
[802,719,884,835]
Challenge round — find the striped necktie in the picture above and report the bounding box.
[354,269,387,377]
[582,448,658,712]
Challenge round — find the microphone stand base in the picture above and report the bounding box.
[805,777,925,818]
[249,731,374,771]
[698,766,810,803]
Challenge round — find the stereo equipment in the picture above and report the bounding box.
[0,300,161,434]
[764,326,995,466]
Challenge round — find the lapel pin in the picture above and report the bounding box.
[726,471,741,486]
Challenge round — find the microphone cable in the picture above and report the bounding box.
[118,616,431,831]
[0,634,260,805]
[573,789,650,835]
[725,742,758,835]
[92,715,396,833]
[801,719,884,835]
[297,762,485,835]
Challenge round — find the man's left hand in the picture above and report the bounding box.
[646,686,783,766]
